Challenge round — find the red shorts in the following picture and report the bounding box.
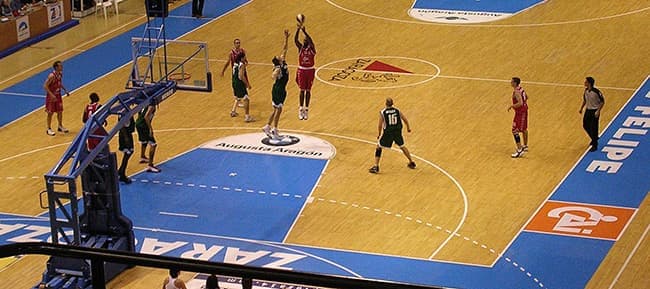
[46,95,63,113]
[512,111,528,133]
[296,68,315,90]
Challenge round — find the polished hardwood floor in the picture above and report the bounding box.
[0,1,648,288]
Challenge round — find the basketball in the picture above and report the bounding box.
[296,13,305,25]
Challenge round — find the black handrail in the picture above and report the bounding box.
[0,242,446,289]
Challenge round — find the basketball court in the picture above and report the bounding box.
[0,1,648,288]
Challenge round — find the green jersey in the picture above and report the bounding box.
[232,62,248,98]
[272,62,289,93]
[381,107,402,132]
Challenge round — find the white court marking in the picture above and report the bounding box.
[315,56,441,90]
[204,58,635,91]
[608,224,650,289]
[159,211,199,218]
[1,128,544,287]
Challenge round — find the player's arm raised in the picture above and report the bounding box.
[294,24,302,50]
[273,30,290,80]
[281,29,289,60]
[302,26,315,52]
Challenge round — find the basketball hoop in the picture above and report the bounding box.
[168,72,191,81]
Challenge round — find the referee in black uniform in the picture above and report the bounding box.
[579,76,605,152]
[369,97,416,174]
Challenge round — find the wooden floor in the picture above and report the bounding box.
[0,0,649,288]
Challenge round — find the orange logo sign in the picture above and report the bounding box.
[524,201,635,240]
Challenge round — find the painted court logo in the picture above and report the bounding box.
[202,133,335,160]
[317,56,440,89]
[408,0,546,23]
[524,201,635,240]
[261,134,300,147]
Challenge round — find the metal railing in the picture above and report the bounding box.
[0,242,446,289]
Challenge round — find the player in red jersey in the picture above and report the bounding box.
[294,24,316,120]
[82,92,107,150]
[43,60,70,136]
[221,38,246,77]
[221,38,249,116]
[507,77,529,158]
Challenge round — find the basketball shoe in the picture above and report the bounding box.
[146,165,161,173]
[271,128,281,140]
[262,124,273,138]
[511,148,525,158]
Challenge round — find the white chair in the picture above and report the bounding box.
[113,0,123,16]
[95,0,113,19]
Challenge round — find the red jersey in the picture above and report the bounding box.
[229,48,246,67]
[47,71,63,97]
[229,48,249,83]
[298,46,316,68]
[512,86,528,113]
[84,102,106,150]
[83,103,101,123]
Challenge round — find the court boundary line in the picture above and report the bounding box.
[0,212,50,219]
[493,75,650,267]
[0,92,46,98]
[159,211,199,218]
[0,142,71,163]
[607,224,650,289]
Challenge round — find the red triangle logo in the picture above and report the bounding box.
[363,61,412,74]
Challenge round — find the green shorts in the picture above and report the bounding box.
[272,90,287,107]
[379,130,404,148]
[136,123,156,144]
[118,130,134,154]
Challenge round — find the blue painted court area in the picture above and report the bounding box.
[552,77,650,208]
[0,0,249,127]
[412,0,544,13]
[120,148,327,242]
